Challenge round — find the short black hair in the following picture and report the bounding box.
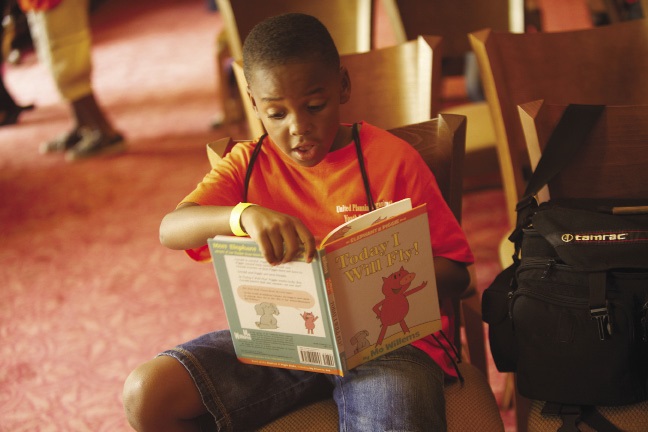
[242,13,340,84]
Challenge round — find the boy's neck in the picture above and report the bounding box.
[330,124,357,152]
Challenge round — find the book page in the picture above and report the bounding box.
[210,237,344,374]
[319,198,413,248]
[221,253,327,338]
[321,204,441,369]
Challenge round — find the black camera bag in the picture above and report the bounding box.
[482,105,648,431]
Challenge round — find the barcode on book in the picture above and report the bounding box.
[297,346,335,367]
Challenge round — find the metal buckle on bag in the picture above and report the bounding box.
[509,196,539,250]
[590,303,611,341]
[515,195,537,213]
[589,272,611,340]
[514,196,538,229]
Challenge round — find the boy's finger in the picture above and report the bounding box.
[267,231,286,265]
[256,232,279,265]
[281,230,302,263]
[296,226,316,263]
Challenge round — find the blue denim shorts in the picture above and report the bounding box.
[161,330,446,431]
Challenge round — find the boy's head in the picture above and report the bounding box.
[242,13,352,167]
[242,13,340,85]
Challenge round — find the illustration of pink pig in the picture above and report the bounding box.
[300,311,319,335]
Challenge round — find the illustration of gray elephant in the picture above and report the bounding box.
[255,302,279,329]
[350,330,371,354]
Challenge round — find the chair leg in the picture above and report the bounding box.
[502,371,532,432]
[460,265,489,378]
[461,293,488,378]
[502,373,515,409]
[515,385,532,432]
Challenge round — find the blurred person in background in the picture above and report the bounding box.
[20,0,125,160]
[0,0,34,126]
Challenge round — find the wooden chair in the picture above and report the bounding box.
[380,0,525,191]
[216,0,373,60]
[233,35,443,138]
[213,0,373,127]
[471,20,648,431]
[381,0,520,68]
[469,18,648,227]
[378,0,526,379]
[517,100,648,432]
[206,114,505,432]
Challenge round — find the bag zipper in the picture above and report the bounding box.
[519,257,573,281]
[511,268,636,340]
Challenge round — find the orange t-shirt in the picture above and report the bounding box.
[18,0,62,12]
[181,122,473,375]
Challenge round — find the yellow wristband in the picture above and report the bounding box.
[229,202,256,236]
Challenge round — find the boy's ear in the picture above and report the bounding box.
[246,86,261,119]
[339,66,351,105]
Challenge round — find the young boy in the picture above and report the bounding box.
[123,13,473,432]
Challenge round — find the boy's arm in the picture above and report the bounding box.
[159,203,316,265]
[159,203,231,250]
[433,257,470,303]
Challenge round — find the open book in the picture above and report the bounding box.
[208,198,441,376]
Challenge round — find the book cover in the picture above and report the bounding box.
[208,199,441,375]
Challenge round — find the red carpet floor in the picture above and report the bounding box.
[0,0,520,430]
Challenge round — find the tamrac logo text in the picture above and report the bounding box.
[561,233,628,243]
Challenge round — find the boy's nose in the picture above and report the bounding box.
[289,115,311,136]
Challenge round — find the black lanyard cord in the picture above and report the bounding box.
[352,123,376,212]
[242,133,267,202]
[244,124,375,211]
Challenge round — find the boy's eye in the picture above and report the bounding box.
[266,111,285,120]
[308,104,325,112]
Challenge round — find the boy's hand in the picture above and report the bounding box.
[240,206,316,265]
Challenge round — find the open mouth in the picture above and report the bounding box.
[292,143,317,162]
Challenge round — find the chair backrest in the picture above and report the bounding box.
[381,0,520,60]
[233,35,442,137]
[518,100,648,201]
[469,19,648,224]
[340,35,442,129]
[388,114,466,223]
[215,0,373,61]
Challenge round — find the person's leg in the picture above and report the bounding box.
[1,0,16,111]
[330,345,447,432]
[123,330,332,431]
[0,0,34,126]
[28,0,124,157]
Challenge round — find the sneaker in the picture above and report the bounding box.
[39,128,84,154]
[64,129,126,161]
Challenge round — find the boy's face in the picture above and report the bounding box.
[247,60,351,167]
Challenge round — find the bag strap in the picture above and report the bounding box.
[580,406,623,432]
[510,104,605,248]
[542,403,621,432]
[520,104,605,202]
